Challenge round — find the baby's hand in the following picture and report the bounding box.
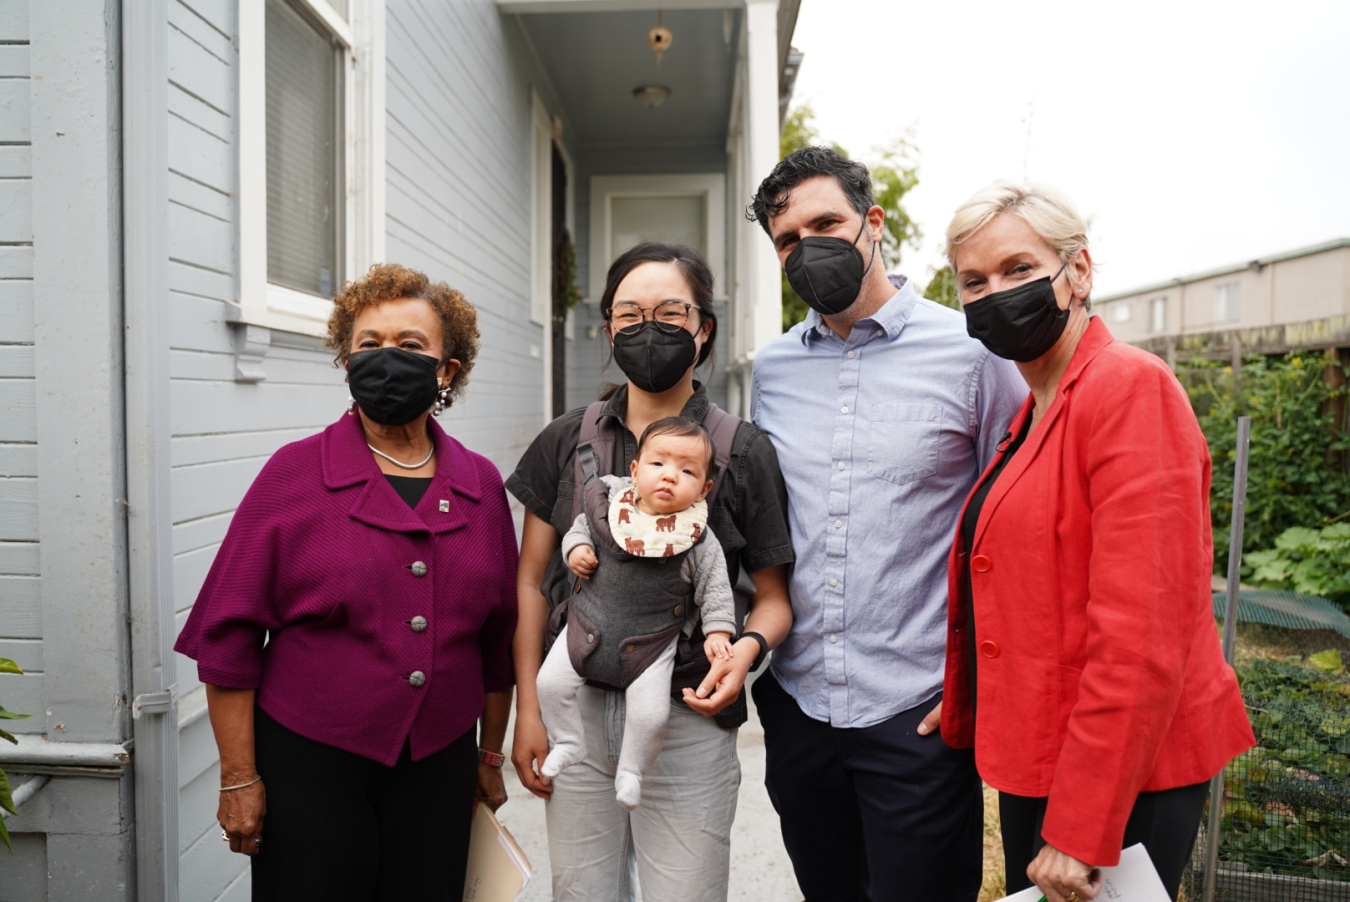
[704,632,733,661]
[568,544,599,579]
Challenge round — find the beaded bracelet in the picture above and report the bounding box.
[477,748,506,768]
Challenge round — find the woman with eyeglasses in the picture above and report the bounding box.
[506,242,794,902]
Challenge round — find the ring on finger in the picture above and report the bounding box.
[220,829,230,843]
[1067,892,1080,902]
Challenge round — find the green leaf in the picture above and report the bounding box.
[0,815,10,852]
[0,769,14,818]
[0,728,14,745]
[1310,650,1344,674]
[0,706,31,721]
[0,658,21,675]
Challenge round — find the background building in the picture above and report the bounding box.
[0,0,800,898]
[1092,238,1350,364]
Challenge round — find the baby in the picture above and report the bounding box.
[535,416,735,810]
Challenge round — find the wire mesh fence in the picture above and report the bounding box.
[1184,637,1350,901]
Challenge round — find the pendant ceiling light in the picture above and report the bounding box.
[648,11,672,64]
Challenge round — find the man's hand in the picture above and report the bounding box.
[511,712,554,800]
[1028,843,1101,902]
[567,545,598,579]
[916,699,942,736]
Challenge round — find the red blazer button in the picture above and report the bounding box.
[979,640,1000,658]
[971,555,992,572]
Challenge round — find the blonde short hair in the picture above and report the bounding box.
[945,181,1091,292]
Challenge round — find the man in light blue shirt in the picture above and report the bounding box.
[748,147,1025,902]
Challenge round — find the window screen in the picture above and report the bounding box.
[266,0,342,297]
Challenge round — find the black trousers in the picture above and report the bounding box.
[752,672,984,902]
[999,780,1210,901]
[251,706,478,902]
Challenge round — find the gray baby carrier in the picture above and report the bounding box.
[546,400,744,697]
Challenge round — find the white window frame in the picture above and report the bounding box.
[587,173,727,303]
[1214,282,1240,324]
[234,0,386,337]
[1149,296,1167,332]
[1110,301,1131,324]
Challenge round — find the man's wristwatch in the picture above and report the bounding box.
[477,748,506,767]
[738,631,769,673]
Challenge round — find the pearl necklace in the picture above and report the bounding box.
[367,443,435,470]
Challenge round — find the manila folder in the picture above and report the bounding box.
[463,803,533,902]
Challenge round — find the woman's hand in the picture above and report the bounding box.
[1027,843,1101,902]
[476,763,508,813]
[682,637,755,716]
[511,711,554,800]
[218,780,266,856]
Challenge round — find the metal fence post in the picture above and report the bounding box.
[1201,415,1252,902]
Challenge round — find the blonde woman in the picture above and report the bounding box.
[939,183,1253,902]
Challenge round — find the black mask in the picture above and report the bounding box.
[347,347,443,425]
[963,264,1070,362]
[611,322,698,394]
[783,217,878,316]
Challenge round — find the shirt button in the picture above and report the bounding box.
[829,635,838,643]
[409,561,428,577]
[971,555,992,573]
[837,461,846,470]
[409,615,427,633]
[408,671,427,688]
[846,351,856,359]
[834,519,843,529]
[877,329,884,337]
[840,406,849,413]
[829,578,839,587]
[980,641,1000,658]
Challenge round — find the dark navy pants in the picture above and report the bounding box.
[753,672,984,902]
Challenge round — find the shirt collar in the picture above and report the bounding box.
[597,381,712,424]
[800,274,916,346]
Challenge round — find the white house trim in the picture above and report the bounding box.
[235,0,386,341]
[586,172,728,303]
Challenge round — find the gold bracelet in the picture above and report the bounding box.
[219,776,261,792]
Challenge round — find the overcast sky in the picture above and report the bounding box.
[788,0,1350,298]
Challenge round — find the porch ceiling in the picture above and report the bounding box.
[517,8,741,156]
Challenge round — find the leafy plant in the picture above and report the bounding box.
[1183,351,1350,570]
[1222,656,1350,880]
[923,264,961,311]
[0,656,31,851]
[1246,524,1350,611]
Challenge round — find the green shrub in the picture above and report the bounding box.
[1183,351,1350,571]
[1246,524,1350,611]
[0,656,31,851]
[1224,657,1350,880]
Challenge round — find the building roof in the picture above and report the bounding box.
[1095,237,1350,304]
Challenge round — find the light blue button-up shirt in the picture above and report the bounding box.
[752,277,1026,728]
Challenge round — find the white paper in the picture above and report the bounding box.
[999,844,1170,902]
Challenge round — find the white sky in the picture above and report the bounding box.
[788,0,1350,298]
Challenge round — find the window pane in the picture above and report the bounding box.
[1110,302,1131,323]
[1214,283,1240,322]
[610,196,706,262]
[1150,297,1166,332]
[267,0,342,297]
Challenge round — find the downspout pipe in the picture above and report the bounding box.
[122,0,180,898]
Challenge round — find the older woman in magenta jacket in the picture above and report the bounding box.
[938,183,1253,902]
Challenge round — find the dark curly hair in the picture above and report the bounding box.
[746,146,874,236]
[326,263,480,405]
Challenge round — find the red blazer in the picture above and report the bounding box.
[941,317,1253,866]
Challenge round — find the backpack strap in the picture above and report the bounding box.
[572,401,612,522]
[701,404,741,505]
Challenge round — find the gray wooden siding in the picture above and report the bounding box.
[385,0,543,475]
[0,0,40,732]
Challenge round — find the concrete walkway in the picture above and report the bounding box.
[494,675,804,902]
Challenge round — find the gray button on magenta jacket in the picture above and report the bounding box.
[175,410,518,766]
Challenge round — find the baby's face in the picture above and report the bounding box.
[630,434,714,515]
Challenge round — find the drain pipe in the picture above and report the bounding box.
[0,775,51,821]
